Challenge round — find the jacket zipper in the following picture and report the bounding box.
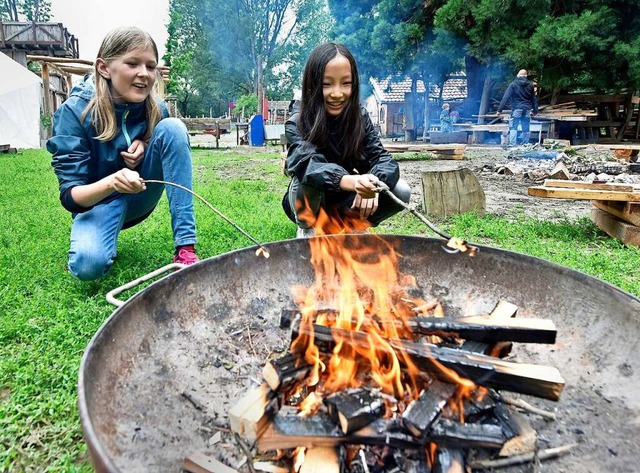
[122,109,132,148]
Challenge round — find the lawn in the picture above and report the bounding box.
[1,147,638,471]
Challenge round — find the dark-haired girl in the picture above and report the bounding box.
[283,43,410,237]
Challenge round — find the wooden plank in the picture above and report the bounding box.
[324,388,384,434]
[592,200,640,226]
[413,316,557,344]
[292,323,566,401]
[590,208,640,246]
[184,452,238,473]
[263,353,312,391]
[402,380,456,437]
[543,179,638,192]
[528,186,640,202]
[429,418,505,449]
[228,383,271,435]
[299,447,341,473]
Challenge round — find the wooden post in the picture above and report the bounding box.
[421,168,486,217]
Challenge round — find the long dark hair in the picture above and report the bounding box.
[298,42,364,162]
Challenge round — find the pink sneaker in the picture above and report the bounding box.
[173,245,200,265]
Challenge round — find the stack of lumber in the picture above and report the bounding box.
[535,102,598,120]
[528,179,640,246]
[383,143,465,160]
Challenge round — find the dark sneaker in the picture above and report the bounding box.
[173,245,199,265]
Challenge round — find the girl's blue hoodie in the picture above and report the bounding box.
[47,77,168,213]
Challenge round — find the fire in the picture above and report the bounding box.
[290,209,480,415]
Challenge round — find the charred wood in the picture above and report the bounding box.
[292,323,565,401]
[263,353,312,392]
[402,380,456,437]
[413,316,556,344]
[461,300,517,355]
[494,402,537,457]
[257,408,421,452]
[429,418,505,450]
[323,388,385,434]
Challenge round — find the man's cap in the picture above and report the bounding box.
[517,69,528,77]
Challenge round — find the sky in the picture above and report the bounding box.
[49,0,171,62]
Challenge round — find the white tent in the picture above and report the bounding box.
[0,52,42,149]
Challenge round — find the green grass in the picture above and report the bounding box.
[1,148,638,471]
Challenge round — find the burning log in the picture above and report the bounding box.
[413,316,557,344]
[292,323,565,400]
[257,408,421,452]
[401,380,456,437]
[323,388,385,434]
[429,418,505,450]
[263,353,312,391]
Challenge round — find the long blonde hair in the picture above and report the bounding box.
[82,26,162,142]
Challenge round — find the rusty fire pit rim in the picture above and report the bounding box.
[77,234,639,473]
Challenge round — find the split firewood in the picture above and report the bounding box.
[494,403,537,457]
[183,452,238,473]
[413,316,556,344]
[466,443,576,470]
[324,388,385,434]
[292,323,565,401]
[429,418,505,450]
[257,407,420,451]
[252,462,289,473]
[402,380,456,437]
[298,447,342,473]
[461,300,517,356]
[229,383,277,442]
[434,448,465,473]
[263,353,312,391]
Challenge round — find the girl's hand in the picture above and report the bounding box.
[112,168,146,194]
[340,174,381,199]
[121,139,146,169]
[351,192,379,219]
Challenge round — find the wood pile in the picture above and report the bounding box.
[535,102,598,120]
[218,300,574,473]
[528,179,640,246]
[383,143,465,160]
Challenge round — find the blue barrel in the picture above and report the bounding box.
[249,115,264,146]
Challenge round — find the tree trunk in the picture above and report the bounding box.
[256,54,263,117]
[463,55,484,119]
[478,75,494,124]
[422,77,430,139]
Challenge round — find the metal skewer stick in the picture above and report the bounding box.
[373,181,478,255]
[142,179,270,258]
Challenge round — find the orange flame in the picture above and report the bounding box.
[290,208,480,414]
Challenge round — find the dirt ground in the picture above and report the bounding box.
[395,146,594,222]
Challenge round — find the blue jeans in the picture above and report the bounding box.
[508,109,531,146]
[286,177,411,228]
[68,118,197,280]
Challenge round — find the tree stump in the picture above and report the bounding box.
[421,168,486,217]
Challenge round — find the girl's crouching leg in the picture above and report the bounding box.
[369,179,411,226]
[67,243,115,281]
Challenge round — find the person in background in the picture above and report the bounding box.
[440,103,453,133]
[282,42,411,237]
[497,69,538,147]
[48,26,199,280]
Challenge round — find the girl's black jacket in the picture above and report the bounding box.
[284,107,400,192]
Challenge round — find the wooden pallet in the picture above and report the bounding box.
[528,179,640,246]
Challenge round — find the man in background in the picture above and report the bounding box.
[497,69,538,147]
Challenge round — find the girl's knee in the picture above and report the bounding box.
[154,117,188,137]
[392,179,411,204]
[68,247,113,281]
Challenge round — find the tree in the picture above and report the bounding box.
[165,0,331,116]
[329,0,456,136]
[0,0,51,21]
